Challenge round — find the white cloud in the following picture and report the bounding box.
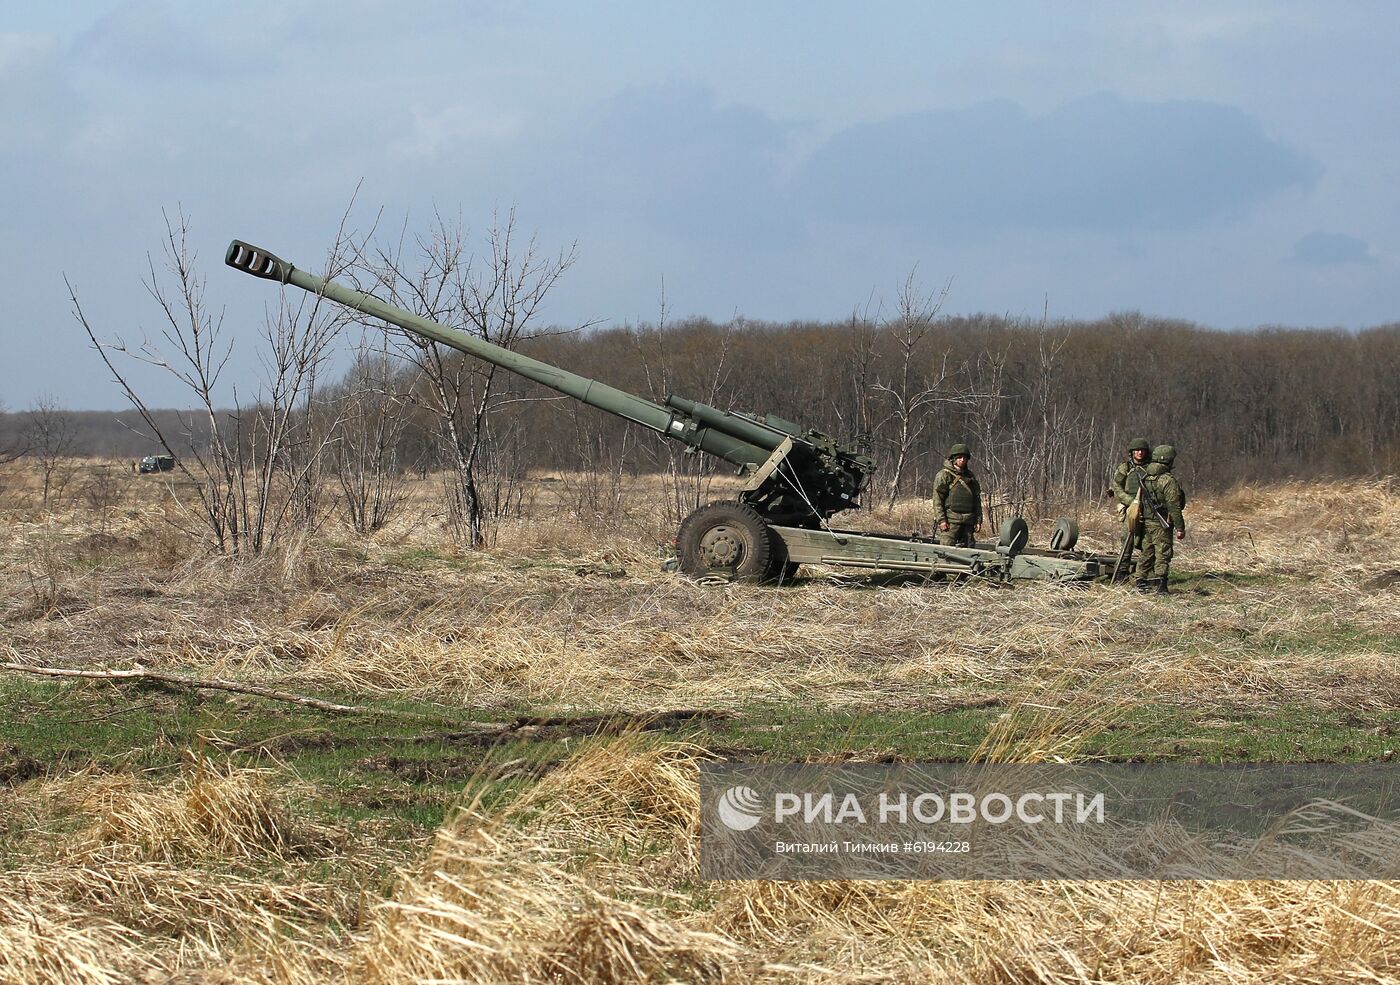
[795,93,1320,234]
[391,102,526,163]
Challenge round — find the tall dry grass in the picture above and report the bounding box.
[272,736,1400,984]
[8,467,1395,716]
[2,465,1399,981]
[4,733,1400,982]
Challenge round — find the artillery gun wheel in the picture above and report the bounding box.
[996,517,1030,555]
[769,533,801,584]
[677,501,779,582]
[1049,517,1080,551]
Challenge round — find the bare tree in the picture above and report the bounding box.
[632,290,737,528]
[968,346,1013,526]
[0,399,26,465]
[81,464,125,537]
[1000,322,1090,515]
[547,393,636,525]
[359,209,582,546]
[25,395,76,507]
[825,305,879,514]
[334,340,415,532]
[869,273,968,507]
[69,208,353,554]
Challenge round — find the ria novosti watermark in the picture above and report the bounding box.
[700,763,1400,880]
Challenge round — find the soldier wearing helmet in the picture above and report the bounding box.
[1108,437,1152,574]
[934,443,981,548]
[1137,444,1187,593]
[1110,438,1152,508]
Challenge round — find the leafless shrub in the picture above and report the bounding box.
[357,209,583,546]
[550,398,637,526]
[868,272,975,507]
[24,394,76,508]
[973,319,1106,524]
[333,343,414,533]
[80,463,125,537]
[22,526,67,619]
[0,398,27,470]
[70,208,353,555]
[631,293,733,530]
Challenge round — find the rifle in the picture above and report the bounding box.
[1137,471,1173,531]
[1111,525,1135,582]
[1103,464,1159,582]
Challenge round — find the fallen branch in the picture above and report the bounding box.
[0,660,737,738]
[0,660,458,724]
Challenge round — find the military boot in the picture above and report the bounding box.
[1134,579,1153,593]
[1154,578,1170,595]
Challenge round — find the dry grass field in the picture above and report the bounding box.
[2,461,1399,983]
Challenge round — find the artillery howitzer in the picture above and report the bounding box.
[226,239,1114,583]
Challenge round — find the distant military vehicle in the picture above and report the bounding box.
[227,239,1114,583]
[138,454,176,474]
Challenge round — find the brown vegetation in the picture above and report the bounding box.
[11,313,1400,497]
[1,462,1398,982]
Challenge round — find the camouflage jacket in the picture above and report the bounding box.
[1142,463,1186,532]
[934,462,981,524]
[1110,460,1148,506]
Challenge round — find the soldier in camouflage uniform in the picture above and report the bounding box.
[934,443,982,547]
[1110,438,1151,510]
[1137,444,1187,594]
[1109,437,1151,574]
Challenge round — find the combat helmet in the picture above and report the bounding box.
[1128,437,1150,453]
[947,443,971,459]
[1151,444,1176,466]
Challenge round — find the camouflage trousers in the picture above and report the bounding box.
[940,520,977,548]
[1137,523,1174,582]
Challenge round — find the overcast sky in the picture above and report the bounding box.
[4,1,1398,409]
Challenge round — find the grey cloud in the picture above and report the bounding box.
[0,36,83,157]
[72,0,276,78]
[1292,231,1374,265]
[793,92,1321,233]
[494,84,803,243]
[281,0,518,46]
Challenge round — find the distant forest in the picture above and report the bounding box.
[5,310,1399,508]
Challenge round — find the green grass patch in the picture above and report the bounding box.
[0,674,563,837]
[4,675,1396,859]
[383,546,474,571]
[1250,626,1400,657]
[701,700,1400,764]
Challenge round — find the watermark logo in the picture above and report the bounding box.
[716,784,764,830]
[701,763,1400,880]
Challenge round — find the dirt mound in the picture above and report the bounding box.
[0,743,44,785]
[1365,569,1400,589]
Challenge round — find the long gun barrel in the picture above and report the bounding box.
[223,239,1117,584]
[225,240,779,473]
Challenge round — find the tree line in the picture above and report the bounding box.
[21,211,1400,553]
[469,309,1400,515]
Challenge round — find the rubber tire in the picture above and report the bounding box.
[676,501,778,582]
[770,534,801,584]
[1049,517,1080,551]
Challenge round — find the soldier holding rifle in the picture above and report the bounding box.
[1108,438,1151,581]
[1135,444,1187,593]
